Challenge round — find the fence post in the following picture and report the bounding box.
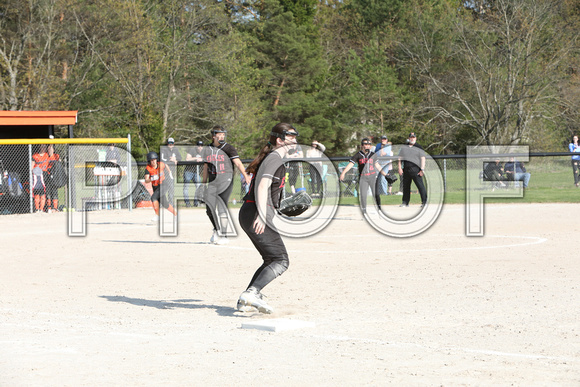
[127,134,132,212]
[28,144,33,213]
[443,158,447,192]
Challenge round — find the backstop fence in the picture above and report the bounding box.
[0,139,578,215]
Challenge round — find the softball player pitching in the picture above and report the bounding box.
[236,123,299,314]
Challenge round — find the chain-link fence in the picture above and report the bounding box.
[2,142,579,216]
[0,140,131,215]
[68,143,134,213]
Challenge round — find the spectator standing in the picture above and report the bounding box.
[31,166,46,213]
[504,157,531,188]
[184,140,204,207]
[105,143,120,164]
[286,144,304,194]
[32,145,49,212]
[32,144,49,173]
[45,144,61,212]
[374,135,393,195]
[569,135,580,187]
[397,132,427,207]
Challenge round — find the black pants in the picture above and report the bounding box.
[151,185,173,209]
[46,179,58,201]
[572,160,580,185]
[239,201,288,292]
[205,178,234,233]
[402,168,427,205]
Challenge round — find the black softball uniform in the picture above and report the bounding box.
[203,142,238,233]
[239,151,288,292]
[349,150,381,211]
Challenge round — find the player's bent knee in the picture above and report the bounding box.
[269,260,288,277]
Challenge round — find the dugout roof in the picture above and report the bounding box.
[0,111,77,139]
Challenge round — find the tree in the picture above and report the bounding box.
[0,0,69,110]
[400,0,580,152]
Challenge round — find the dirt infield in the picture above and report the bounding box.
[1,203,579,386]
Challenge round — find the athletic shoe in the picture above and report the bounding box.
[236,290,273,314]
[236,299,257,312]
[399,203,409,207]
[215,236,229,245]
[151,214,159,222]
[210,230,218,244]
[395,192,403,195]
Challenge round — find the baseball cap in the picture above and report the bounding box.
[167,137,175,144]
[408,132,416,138]
[381,135,388,140]
[196,140,203,146]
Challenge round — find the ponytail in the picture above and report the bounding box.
[246,122,294,174]
[246,143,272,175]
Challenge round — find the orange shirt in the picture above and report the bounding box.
[145,162,167,187]
[32,153,49,171]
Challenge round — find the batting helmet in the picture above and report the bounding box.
[211,125,227,137]
[147,151,159,162]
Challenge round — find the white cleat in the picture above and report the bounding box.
[236,290,273,314]
[210,230,218,244]
[215,236,229,245]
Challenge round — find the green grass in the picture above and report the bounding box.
[338,160,580,205]
[172,158,580,208]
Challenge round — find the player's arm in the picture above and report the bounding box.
[254,175,273,234]
[232,157,250,186]
[375,161,388,177]
[398,156,404,176]
[340,161,355,181]
[144,172,151,184]
[419,156,426,177]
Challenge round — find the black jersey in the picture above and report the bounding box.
[398,143,424,172]
[161,146,182,164]
[185,146,204,174]
[349,150,378,177]
[203,143,238,180]
[243,151,286,209]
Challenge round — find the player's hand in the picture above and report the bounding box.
[253,216,266,234]
[418,170,424,177]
